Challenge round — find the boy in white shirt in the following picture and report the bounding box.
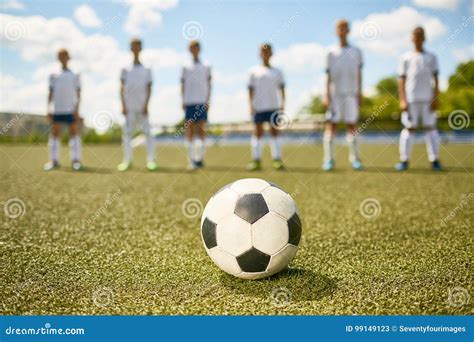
[117,38,156,172]
[44,48,82,171]
[181,40,211,170]
[396,26,442,171]
[323,19,363,171]
[247,43,286,171]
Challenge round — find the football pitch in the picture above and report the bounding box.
[0,143,472,315]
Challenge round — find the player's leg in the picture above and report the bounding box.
[44,120,61,171]
[140,114,156,171]
[194,118,207,168]
[396,103,418,171]
[118,112,134,171]
[269,122,284,170]
[185,120,196,170]
[421,103,442,171]
[345,96,362,170]
[322,97,340,171]
[68,118,82,171]
[247,121,264,171]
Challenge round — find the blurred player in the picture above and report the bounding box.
[117,38,156,172]
[44,48,82,171]
[181,40,211,170]
[323,19,363,171]
[396,27,442,171]
[247,43,285,171]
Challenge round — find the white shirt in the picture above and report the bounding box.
[49,69,80,114]
[120,64,152,113]
[326,44,362,96]
[398,50,438,103]
[248,65,284,112]
[181,61,211,106]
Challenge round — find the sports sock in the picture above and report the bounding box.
[399,128,413,162]
[69,135,81,162]
[323,131,334,163]
[122,118,132,163]
[346,132,359,163]
[425,129,440,162]
[194,138,205,162]
[142,119,155,163]
[48,136,60,163]
[185,139,194,164]
[270,136,281,160]
[251,135,263,161]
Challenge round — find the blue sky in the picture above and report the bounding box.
[0,0,472,127]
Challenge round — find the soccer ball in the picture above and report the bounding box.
[200,178,302,280]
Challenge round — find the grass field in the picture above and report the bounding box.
[0,142,472,315]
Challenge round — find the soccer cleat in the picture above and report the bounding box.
[117,161,132,172]
[246,160,262,171]
[395,161,409,171]
[351,159,363,171]
[195,160,205,168]
[431,160,442,171]
[187,162,198,171]
[272,159,285,170]
[146,161,158,171]
[322,159,334,172]
[43,160,60,171]
[71,161,82,171]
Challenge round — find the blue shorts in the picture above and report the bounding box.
[52,113,75,124]
[185,104,208,122]
[254,110,279,124]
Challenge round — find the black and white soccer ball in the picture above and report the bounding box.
[200,178,302,280]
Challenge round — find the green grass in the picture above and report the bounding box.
[0,142,472,315]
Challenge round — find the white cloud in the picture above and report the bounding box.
[452,44,474,62]
[74,5,102,28]
[123,0,179,35]
[0,0,25,10]
[352,6,447,55]
[412,0,461,10]
[273,43,328,72]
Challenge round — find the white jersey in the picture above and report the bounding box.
[248,65,284,113]
[326,44,362,96]
[120,64,152,113]
[398,50,438,103]
[181,61,211,106]
[49,69,80,114]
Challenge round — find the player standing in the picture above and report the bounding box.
[323,19,363,171]
[117,38,156,172]
[44,48,82,171]
[247,43,285,171]
[181,40,211,170]
[396,27,442,171]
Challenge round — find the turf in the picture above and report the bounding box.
[0,142,472,315]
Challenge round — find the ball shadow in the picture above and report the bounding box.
[219,267,337,302]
